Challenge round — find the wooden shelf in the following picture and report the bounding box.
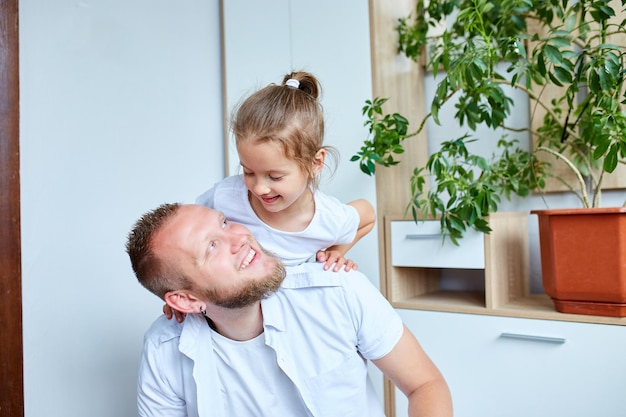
[393,290,486,310]
[383,214,626,326]
[392,291,626,325]
[392,290,488,314]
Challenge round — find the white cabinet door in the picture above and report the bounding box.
[394,309,626,417]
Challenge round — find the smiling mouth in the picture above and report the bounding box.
[240,249,256,270]
[261,195,279,204]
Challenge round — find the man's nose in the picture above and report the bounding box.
[229,228,250,252]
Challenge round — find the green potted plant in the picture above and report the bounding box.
[352,0,626,316]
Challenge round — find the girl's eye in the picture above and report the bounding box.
[222,219,228,229]
[208,241,217,252]
[270,175,283,181]
[243,171,254,177]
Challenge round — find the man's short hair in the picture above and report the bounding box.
[126,202,189,299]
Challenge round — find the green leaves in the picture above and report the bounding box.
[405,136,546,245]
[351,98,411,176]
[354,0,626,241]
[414,0,626,189]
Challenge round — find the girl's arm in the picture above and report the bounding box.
[317,199,376,271]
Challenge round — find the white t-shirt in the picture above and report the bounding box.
[211,330,310,416]
[195,175,360,266]
[138,263,404,417]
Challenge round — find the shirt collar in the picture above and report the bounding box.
[261,263,342,333]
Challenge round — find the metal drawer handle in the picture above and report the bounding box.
[405,233,442,240]
[500,332,566,344]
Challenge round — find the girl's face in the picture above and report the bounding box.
[237,140,323,214]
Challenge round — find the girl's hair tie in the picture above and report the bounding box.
[285,79,300,89]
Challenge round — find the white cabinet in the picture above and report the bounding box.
[393,309,626,417]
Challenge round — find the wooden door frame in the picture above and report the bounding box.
[0,0,24,415]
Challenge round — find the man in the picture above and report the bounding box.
[126,203,453,417]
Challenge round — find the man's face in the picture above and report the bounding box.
[154,205,284,308]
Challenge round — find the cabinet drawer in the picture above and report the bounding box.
[390,220,484,269]
[394,309,626,417]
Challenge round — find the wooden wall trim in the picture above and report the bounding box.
[0,0,24,415]
[368,1,425,416]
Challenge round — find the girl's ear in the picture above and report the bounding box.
[312,148,326,176]
[164,290,204,314]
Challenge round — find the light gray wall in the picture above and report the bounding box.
[19,1,379,416]
[20,1,223,416]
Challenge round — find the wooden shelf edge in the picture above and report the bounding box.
[392,292,626,326]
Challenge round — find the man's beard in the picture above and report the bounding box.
[200,251,286,309]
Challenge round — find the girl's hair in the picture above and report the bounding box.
[231,71,338,188]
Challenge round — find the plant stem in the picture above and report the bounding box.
[411,86,463,137]
[537,146,591,207]
[593,169,604,207]
[499,80,580,142]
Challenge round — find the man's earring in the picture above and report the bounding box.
[200,306,217,331]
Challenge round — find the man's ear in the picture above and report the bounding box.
[164,290,203,314]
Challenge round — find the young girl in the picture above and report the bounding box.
[164,71,376,322]
[197,71,376,271]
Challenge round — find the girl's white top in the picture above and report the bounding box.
[195,175,359,266]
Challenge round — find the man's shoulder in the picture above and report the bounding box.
[143,314,185,348]
[280,263,375,296]
[281,262,351,287]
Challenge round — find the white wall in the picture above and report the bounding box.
[20,1,223,416]
[20,1,379,416]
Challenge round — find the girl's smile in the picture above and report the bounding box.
[237,140,321,231]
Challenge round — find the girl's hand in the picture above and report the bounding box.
[163,303,186,323]
[316,249,358,272]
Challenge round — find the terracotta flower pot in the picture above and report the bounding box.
[531,207,626,317]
